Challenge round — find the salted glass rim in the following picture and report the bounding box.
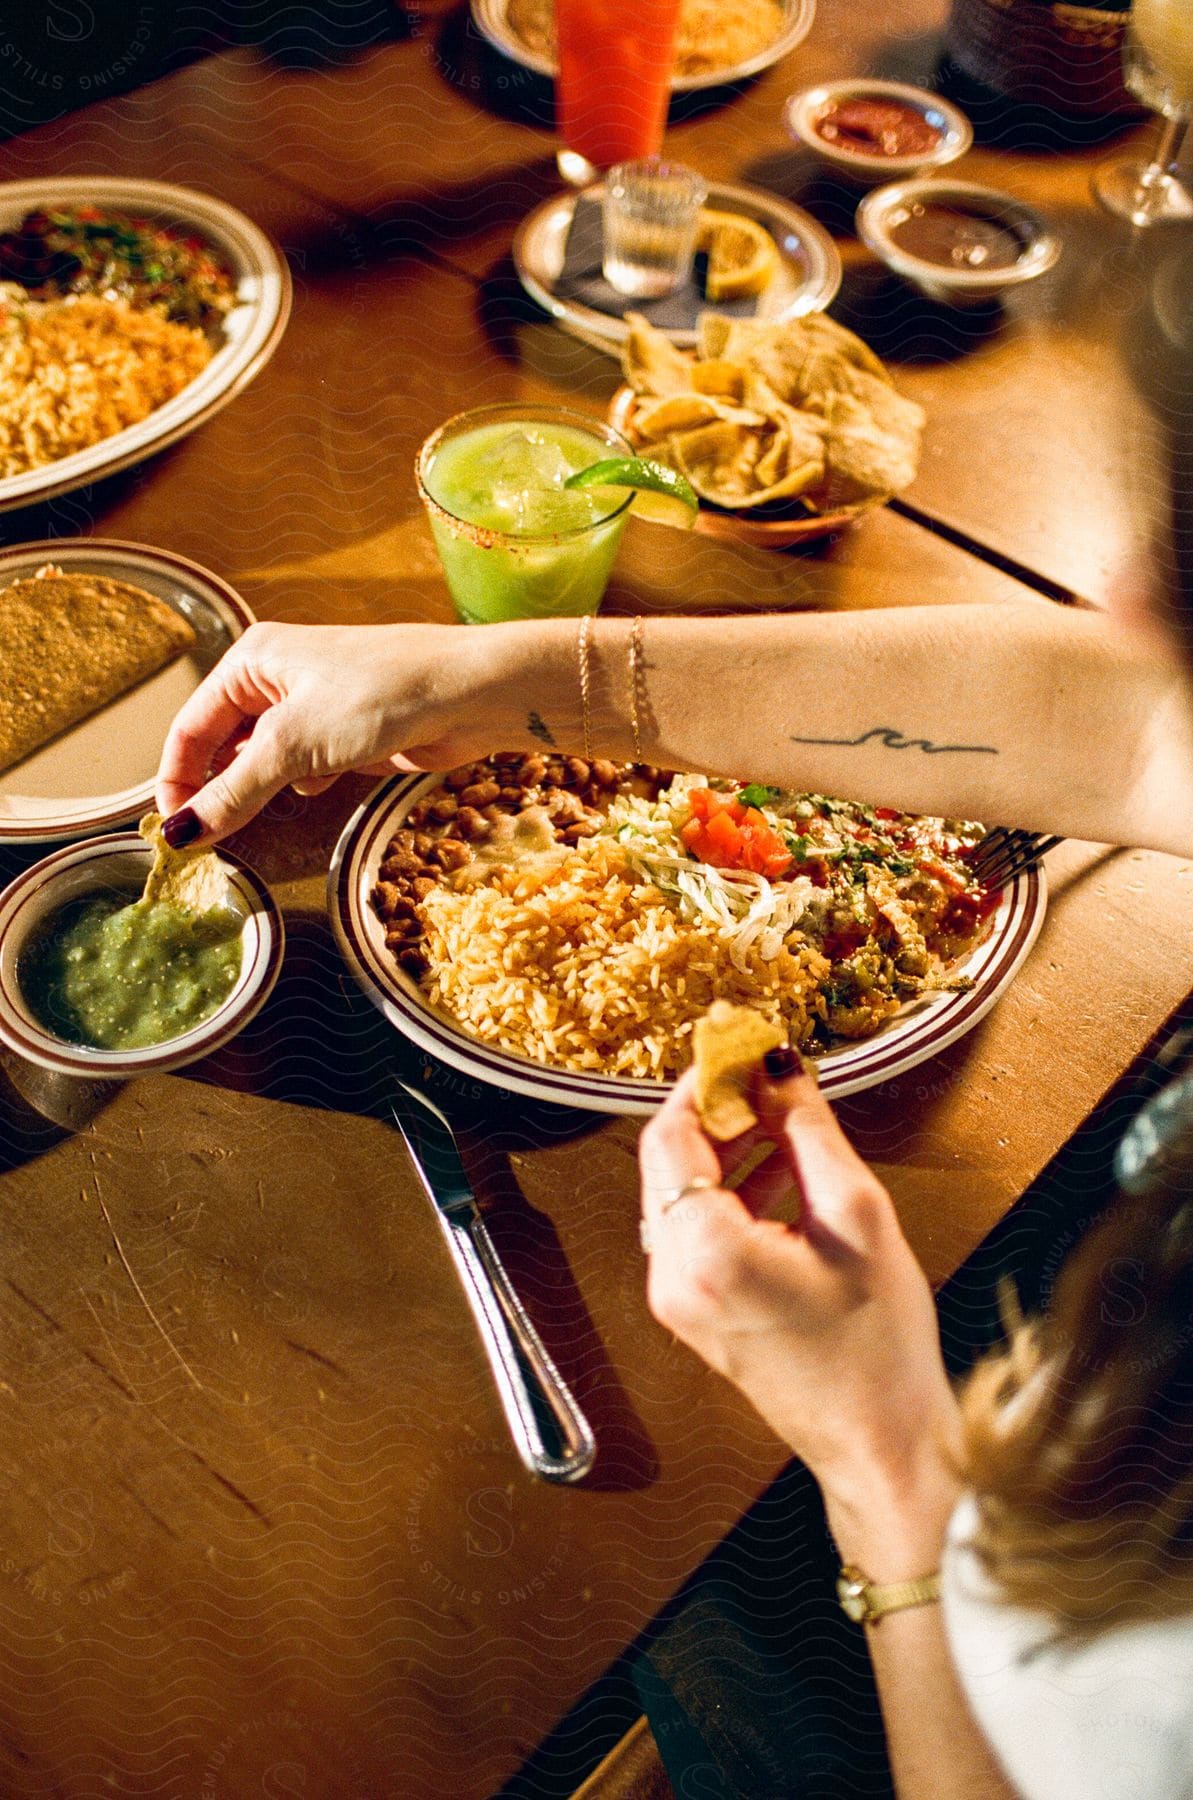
[416,402,635,543]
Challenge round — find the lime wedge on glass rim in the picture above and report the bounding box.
[564,457,699,529]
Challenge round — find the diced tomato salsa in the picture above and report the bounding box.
[681,787,794,879]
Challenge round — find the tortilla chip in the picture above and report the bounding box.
[633,392,765,441]
[816,387,925,506]
[671,421,767,506]
[622,312,698,398]
[693,1001,786,1142]
[0,571,196,776]
[743,374,828,495]
[139,812,232,915]
[689,359,748,400]
[697,314,734,361]
[720,314,890,404]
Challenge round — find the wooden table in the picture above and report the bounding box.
[1,6,1191,1796]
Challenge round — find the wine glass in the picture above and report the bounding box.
[1094,0,1193,226]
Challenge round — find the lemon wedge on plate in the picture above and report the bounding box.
[564,456,699,529]
[696,210,779,301]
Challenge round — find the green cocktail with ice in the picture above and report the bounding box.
[417,405,633,623]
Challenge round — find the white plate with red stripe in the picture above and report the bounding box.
[330,772,1047,1114]
[0,177,290,512]
[0,539,255,846]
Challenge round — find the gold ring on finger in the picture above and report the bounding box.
[659,1175,719,1217]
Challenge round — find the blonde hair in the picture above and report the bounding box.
[960,1144,1193,1638]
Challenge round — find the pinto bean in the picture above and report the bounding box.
[444,766,475,791]
[384,917,422,943]
[432,838,470,871]
[396,947,427,975]
[411,876,437,901]
[405,802,430,827]
[499,786,523,806]
[379,851,420,880]
[564,757,590,787]
[428,795,459,823]
[548,791,584,823]
[455,806,489,841]
[543,761,567,787]
[372,882,403,920]
[559,820,599,844]
[591,759,620,787]
[413,833,436,859]
[459,779,501,808]
[518,754,547,786]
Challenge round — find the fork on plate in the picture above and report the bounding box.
[968,828,1062,890]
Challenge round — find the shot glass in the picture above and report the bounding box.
[602,161,708,300]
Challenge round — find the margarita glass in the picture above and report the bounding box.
[417,405,633,624]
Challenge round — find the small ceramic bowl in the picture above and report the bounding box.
[0,832,284,1078]
[856,178,1061,306]
[784,79,972,187]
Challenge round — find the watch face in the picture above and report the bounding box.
[837,1572,868,1622]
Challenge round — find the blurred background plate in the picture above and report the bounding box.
[0,176,291,512]
[0,540,253,845]
[513,179,841,352]
[471,0,816,92]
[330,772,1047,1115]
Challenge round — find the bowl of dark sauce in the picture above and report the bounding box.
[857,178,1060,305]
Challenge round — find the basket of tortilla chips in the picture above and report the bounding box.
[609,311,925,547]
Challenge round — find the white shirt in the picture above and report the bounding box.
[943,1496,1193,1800]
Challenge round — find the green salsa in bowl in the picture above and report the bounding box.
[0,832,283,1077]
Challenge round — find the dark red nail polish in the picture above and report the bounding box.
[161,807,202,849]
[764,1046,800,1079]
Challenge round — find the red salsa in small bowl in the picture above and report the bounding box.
[814,97,943,161]
[785,80,972,188]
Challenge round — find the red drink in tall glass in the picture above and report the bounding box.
[555,0,682,170]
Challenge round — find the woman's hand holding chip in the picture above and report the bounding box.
[154,621,523,846]
[638,1060,961,1574]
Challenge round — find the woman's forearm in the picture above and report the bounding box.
[867,1603,1019,1800]
[824,1467,1020,1800]
[482,605,1193,856]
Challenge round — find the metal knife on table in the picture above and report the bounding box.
[389,1076,596,1484]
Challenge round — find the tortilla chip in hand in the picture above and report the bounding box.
[139,812,231,915]
[693,1001,786,1142]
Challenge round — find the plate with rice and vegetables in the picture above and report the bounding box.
[330,755,1045,1112]
[0,177,290,510]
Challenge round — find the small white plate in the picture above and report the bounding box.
[0,177,291,511]
[471,0,816,93]
[513,179,842,352]
[0,540,254,845]
[329,772,1048,1116]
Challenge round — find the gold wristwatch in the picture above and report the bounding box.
[836,1564,941,1625]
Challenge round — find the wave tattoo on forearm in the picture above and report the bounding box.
[791,725,999,757]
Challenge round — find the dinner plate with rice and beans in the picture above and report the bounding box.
[0,177,290,510]
[330,754,1046,1112]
